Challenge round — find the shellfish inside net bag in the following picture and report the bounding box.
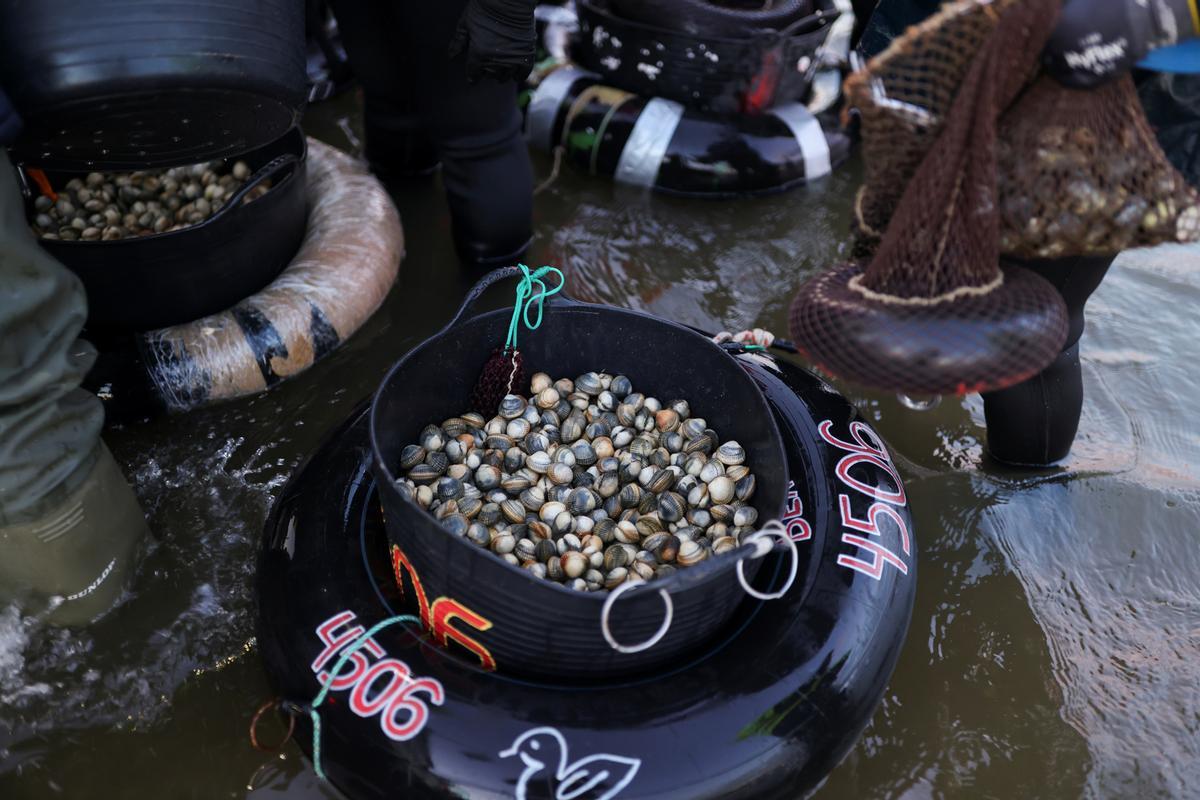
[789,0,1200,396]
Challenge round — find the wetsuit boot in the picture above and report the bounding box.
[982,256,1114,467]
[325,0,440,178]
[982,343,1083,466]
[437,117,534,267]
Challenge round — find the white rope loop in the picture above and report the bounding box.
[736,520,800,601]
[712,328,777,348]
[600,581,674,654]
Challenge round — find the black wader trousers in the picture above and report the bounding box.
[328,0,534,265]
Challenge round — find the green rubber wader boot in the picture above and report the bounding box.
[0,442,149,625]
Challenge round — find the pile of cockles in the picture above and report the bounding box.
[29,159,271,241]
[393,371,759,591]
[997,124,1200,256]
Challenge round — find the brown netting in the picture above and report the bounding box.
[789,0,1200,395]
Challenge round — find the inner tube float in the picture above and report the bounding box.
[256,348,917,799]
[610,0,817,38]
[525,65,850,197]
[85,139,404,419]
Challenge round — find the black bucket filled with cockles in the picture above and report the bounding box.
[370,267,789,680]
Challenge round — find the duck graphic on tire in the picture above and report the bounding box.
[499,727,641,800]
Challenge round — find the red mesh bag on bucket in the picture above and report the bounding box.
[789,0,1200,396]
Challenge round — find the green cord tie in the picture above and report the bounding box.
[305,614,421,781]
[503,264,565,353]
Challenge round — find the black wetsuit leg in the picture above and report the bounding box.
[325,0,439,177]
[982,256,1114,466]
[329,0,533,265]
[397,1,533,265]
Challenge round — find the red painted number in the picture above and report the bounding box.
[819,421,906,505]
[312,611,445,742]
[313,611,386,689]
[382,678,445,741]
[349,658,412,716]
[834,494,910,579]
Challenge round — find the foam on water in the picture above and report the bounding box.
[0,422,293,747]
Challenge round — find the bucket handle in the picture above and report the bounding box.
[600,582,674,654]
[223,153,298,209]
[433,266,577,341]
[736,520,799,601]
[434,266,525,340]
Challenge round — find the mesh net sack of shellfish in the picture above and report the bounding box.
[789,0,1200,396]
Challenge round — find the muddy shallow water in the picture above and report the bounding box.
[1,103,1198,799]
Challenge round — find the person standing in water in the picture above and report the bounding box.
[854,0,1200,466]
[0,86,150,624]
[328,0,538,267]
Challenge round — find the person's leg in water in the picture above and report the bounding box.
[329,0,534,265]
[325,0,439,178]
[401,0,534,266]
[982,256,1114,467]
[0,150,150,624]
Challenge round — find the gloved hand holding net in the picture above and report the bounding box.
[1044,0,1200,88]
[789,0,1200,396]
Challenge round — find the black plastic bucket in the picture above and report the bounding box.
[24,127,308,334]
[573,0,838,115]
[0,0,306,170]
[370,268,789,680]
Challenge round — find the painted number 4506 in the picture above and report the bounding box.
[312,611,445,742]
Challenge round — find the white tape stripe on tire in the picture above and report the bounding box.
[614,97,685,188]
[527,67,594,151]
[772,103,832,180]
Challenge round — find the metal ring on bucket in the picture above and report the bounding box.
[736,520,800,601]
[600,581,674,654]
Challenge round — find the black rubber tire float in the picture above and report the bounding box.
[257,350,917,799]
[525,65,850,197]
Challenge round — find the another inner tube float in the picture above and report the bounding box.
[526,66,850,196]
[84,138,404,418]
[523,2,851,197]
[257,349,917,799]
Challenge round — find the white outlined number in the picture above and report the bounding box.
[818,421,911,581]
